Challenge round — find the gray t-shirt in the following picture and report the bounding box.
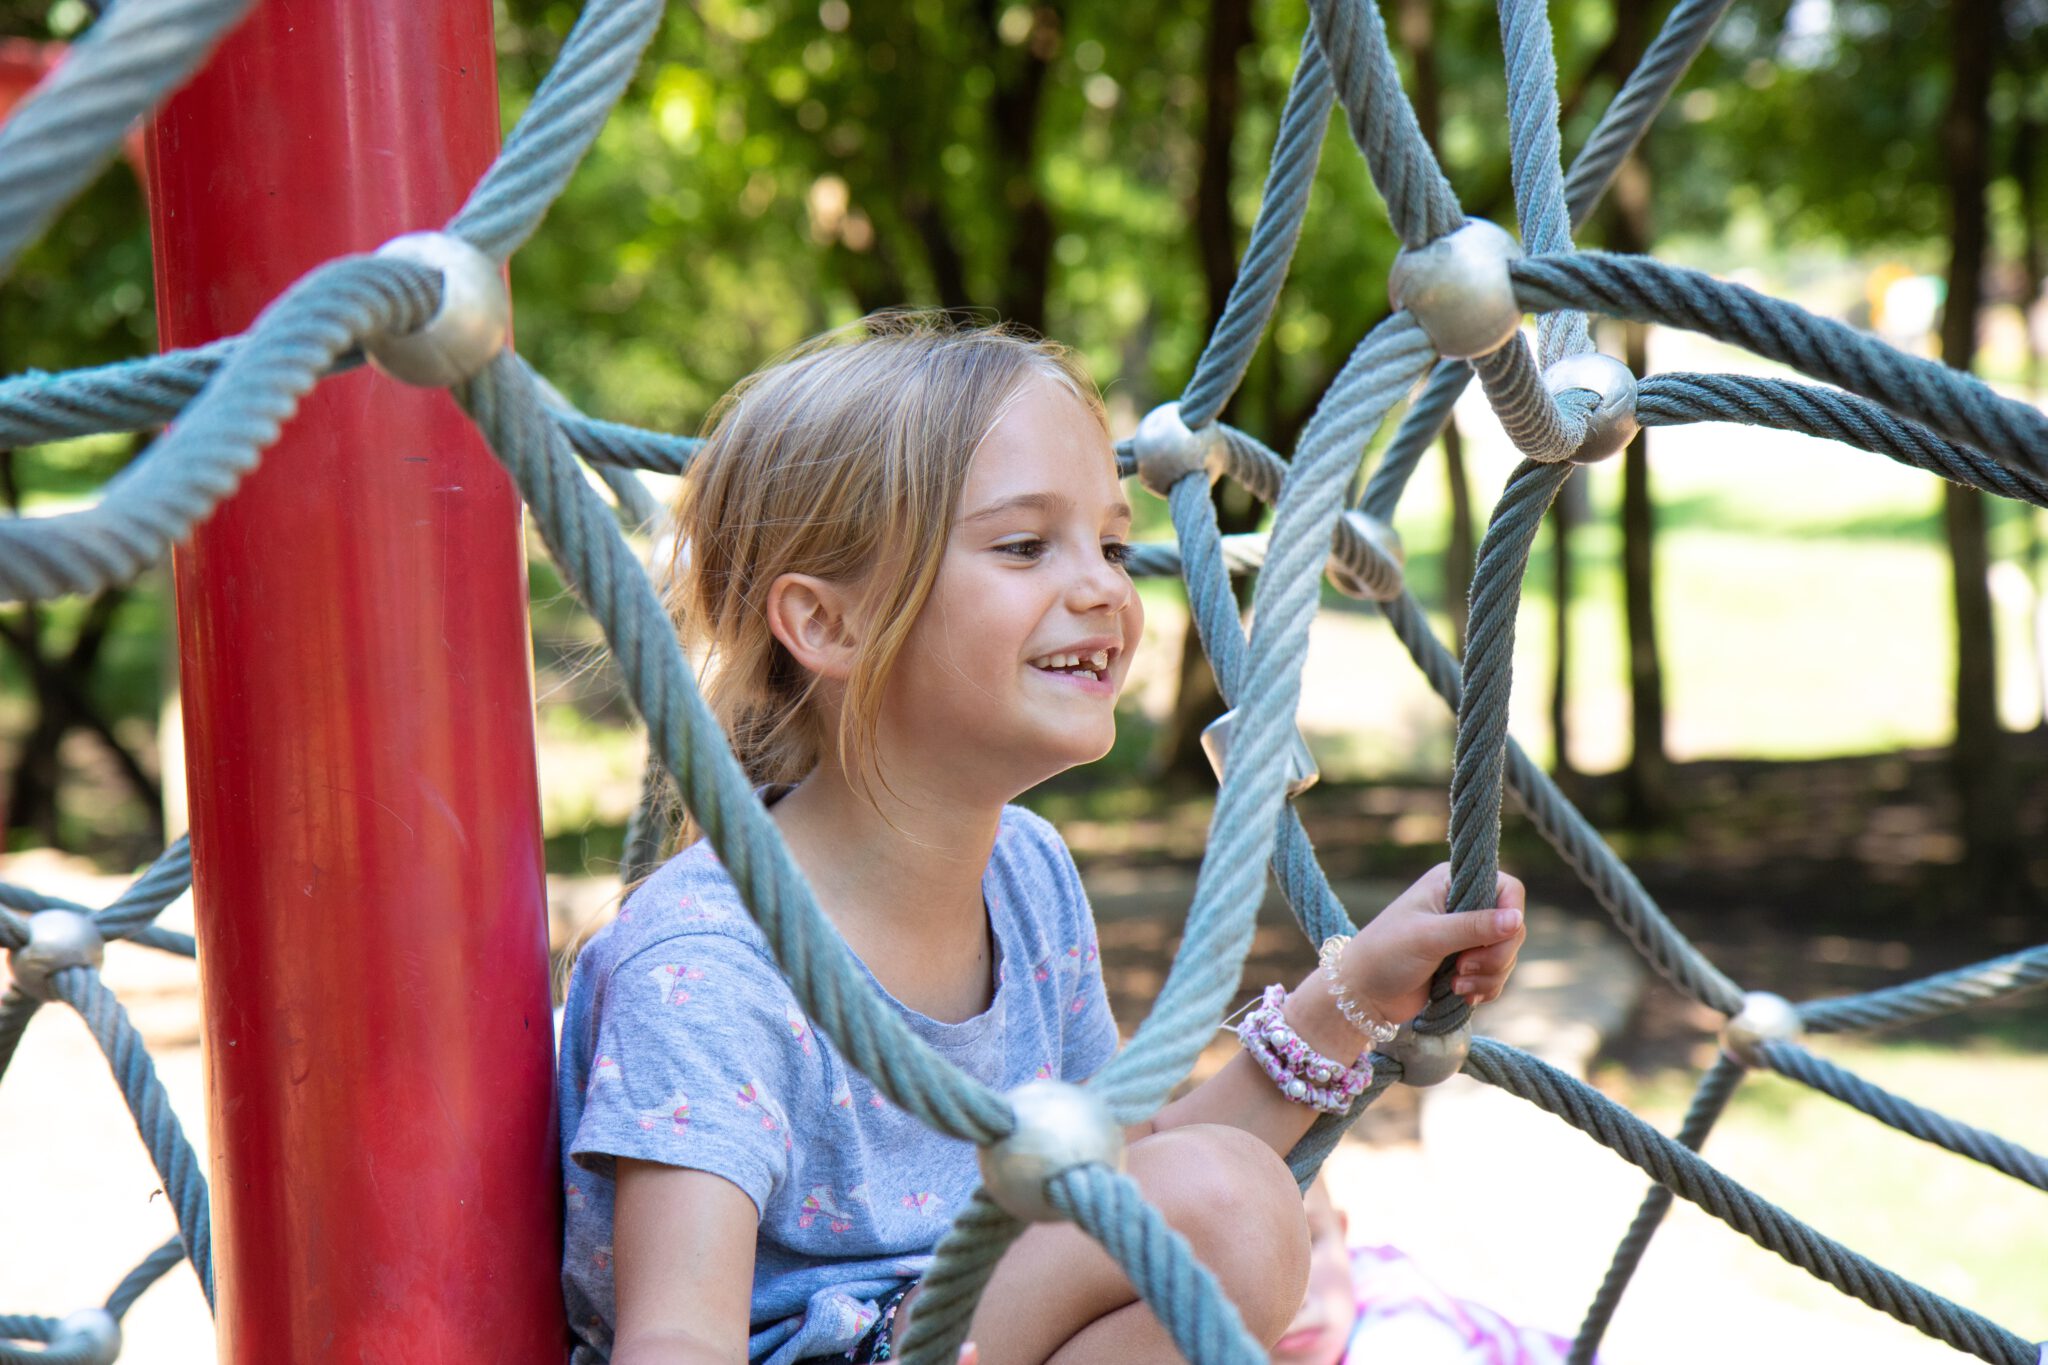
[557,794,1119,1365]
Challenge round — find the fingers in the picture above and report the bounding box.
[1428,903,1523,954]
[959,1345,980,1365]
[1495,871,1526,910]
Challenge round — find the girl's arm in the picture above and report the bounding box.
[613,1158,759,1365]
[1128,864,1525,1156]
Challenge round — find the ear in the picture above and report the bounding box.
[764,572,865,682]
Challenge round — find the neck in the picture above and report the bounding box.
[768,754,1004,948]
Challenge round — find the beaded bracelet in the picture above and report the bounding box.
[1318,934,1401,1044]
[1233,984,1373,1115]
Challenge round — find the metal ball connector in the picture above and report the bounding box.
[1201,707,1319,800]
[1541,352,1639,465]
[1720,990,1803,1066]
[1383,1022,1469,1087]
[1325,509,1404,602]
[1132,402,1228,499]
[7,908,104,1002]
[366,231,511,388]
[50,1308,121,1365]
[1388,219,1526,360]
[977,1079,1125,1222]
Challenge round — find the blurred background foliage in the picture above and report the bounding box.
[1,0,2045,928]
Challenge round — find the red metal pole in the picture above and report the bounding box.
[143,4,565,1361]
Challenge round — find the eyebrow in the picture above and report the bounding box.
[961,490,1134,525]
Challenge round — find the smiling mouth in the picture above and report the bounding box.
[1027,647,1117,682]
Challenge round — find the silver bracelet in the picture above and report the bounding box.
[1317,934,1400,1044]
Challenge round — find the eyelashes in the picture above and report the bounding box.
[999,538,1133,566]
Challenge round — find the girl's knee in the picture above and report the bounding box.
[1126,1124,1310,1344]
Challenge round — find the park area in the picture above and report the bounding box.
[3,0,2048,1363]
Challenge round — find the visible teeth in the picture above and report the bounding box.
[1030,648,1112,671]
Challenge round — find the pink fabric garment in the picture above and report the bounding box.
[1344,1245,1585,1364]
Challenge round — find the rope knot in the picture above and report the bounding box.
[977,1080,1125,1222]
[1200,707,1320,800]
[6,908,104,1002]
[1325,508,1404,602]
[1720,990,1804,1066]
[1541,351,1639,464]
[1389,219,1526,360]
[1132,401,1228,499]
[365,232,511,388]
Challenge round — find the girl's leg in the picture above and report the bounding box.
[898,1123,1311,1365]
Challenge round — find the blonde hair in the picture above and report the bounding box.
[661,307,1108,852]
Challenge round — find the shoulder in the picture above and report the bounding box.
[572,840,782,993]
[994,802,1077,880]
[990,803,1092,933]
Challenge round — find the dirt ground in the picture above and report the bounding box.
[5,739,2046,1364]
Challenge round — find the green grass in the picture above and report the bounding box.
[1605,1040,2048,1333]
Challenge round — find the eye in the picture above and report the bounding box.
[998,538,1048,561]
[1102,541,1133,567]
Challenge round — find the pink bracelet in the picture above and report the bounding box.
[1233,985,1373,1115]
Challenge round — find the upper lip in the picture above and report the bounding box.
[1027,637,1122,666]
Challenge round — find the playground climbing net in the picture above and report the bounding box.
[3,0,2047,1361]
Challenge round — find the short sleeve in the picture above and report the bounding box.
[569,931,807,1216]
[1013,809,1120,1083]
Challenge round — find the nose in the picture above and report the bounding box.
[1067,541,1135,616]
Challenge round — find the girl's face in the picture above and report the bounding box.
[879,372,1143,801]
[1273,1191,1358,1365]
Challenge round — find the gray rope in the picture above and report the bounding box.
[1358,358,1471,521]
[1094,314,1435,1122]
[1801,945,2048,1035]
[893,1192,1024,1365]
[1560,0,1733,224]
[1049,1163,1266,1365]
[1569,1053,1746,1363]
[1122,533,1267,580]
[1379,587,1744,1012]
[1756,1040,2048,1193]
[1495,0,1591,365]
[1179,33,1333,428]
[1637,373,2048,508]
[445,0,662,262]
[0,340,236,447]
[1512,252,2048,478]
[0,0,256,281]
[0,340,691,479]
[461,350,1014,1144]
[1301,0,1462,247]
[1470,338,1594,463]
[0,256,440,602]
[1464,1039,2038,1364]
[49,967,212,1307]
[1165,476,1355,945]
[1149,414,1744,1015]
[94,836,194,941]
[106,1237,188,1319]
[0,988,39,1085]
[1360,0,1740,516]
[1430,460,1575,1032]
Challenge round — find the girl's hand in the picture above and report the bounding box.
[1342,862,1525,1027]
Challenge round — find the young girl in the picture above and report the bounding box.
[555,311,1528,1365]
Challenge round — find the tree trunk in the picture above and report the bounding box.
[1548,474,1586,791]
[1940,0,2020,907]
[1156,0,1259,788]
[2012,98,2047,728]
[1610,146,1669,826]
[1396,0,1474,651]
[1443,420,1474,650]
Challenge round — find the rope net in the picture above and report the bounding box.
[2,0,2045,1362]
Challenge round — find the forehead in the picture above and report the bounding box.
[961,372,1119,502]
